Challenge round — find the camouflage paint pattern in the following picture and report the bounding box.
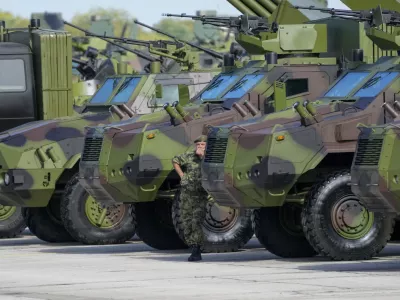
[201,57,400,209]
[0,71,218,207]
[79,55,340,204]
[79,11,400,206]
[351,120,400,214]
[172,150,209,246]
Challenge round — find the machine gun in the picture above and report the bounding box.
[64,21,161,64]
[293,5,400,28]
[163,13,275,35]
[134,20,224,60]
[81,30,215,71]
[75,20,229,71]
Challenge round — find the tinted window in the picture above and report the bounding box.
[152,85,179,107]
[286,79,308,97]
[324,72,370,97]
[0,59,26,92]
[353,72,399,98]
[111,77,141,103]
[223,74,264,99]
[89,78,121,104]
[199,75,238,100]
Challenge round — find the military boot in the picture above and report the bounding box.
[188,245,202,262]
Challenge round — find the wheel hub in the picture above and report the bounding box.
[0,205,16,221]
[331,197,374,239]
[85,196,126,229]
[279,203,303,236]
[203,202,238,233]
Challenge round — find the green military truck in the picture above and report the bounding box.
[201,4,400,261]
[0,18,74,238]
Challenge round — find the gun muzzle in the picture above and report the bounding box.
[119,104,135,117]
[232,103,248,117]
[172,101,193,122]
[383,103,399,118]
[243,100,258,116]
[163,103,183,125]
[110,105,125,119]
[394,100,400,111]
[293,101,309,119]
[303,100,317,116]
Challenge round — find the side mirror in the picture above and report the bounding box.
[273,80,287,112]
[155,84,163,98]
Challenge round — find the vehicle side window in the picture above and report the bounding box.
[0,59,26,92]
[152,85,179,107]
[286,79,308,97]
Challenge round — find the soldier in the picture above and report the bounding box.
[172,135,209,262]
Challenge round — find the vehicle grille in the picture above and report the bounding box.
[82,137,103,161]
[204,137,228,164]
[354,139,383,166]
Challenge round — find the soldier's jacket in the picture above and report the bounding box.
[172,150,205,193]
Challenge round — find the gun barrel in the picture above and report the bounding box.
[134,19,224,60]
[72,58,88,65]
[64,21,160,62]
[241,0,274,17]
[227,0,257,16]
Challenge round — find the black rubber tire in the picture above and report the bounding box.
[302,169,395,261]
[172,191,253,253]
[135,198,188,250]
[60,174,136,245]
[253,204,317,258]
[0,206,26,238]
[23,197,75,243]
[390,219,400,241]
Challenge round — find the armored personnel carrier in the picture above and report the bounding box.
[201,3,400,260]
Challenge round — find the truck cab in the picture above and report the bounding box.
[0,19,73,131]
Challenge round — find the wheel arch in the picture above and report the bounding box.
[296,150,355,185]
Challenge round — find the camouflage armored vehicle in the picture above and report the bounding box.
[201,4,400,261]
[77,1,362,252]
[0,18,229,245]
[350,119,400,237]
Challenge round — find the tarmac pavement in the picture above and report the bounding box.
[1,235,400,300]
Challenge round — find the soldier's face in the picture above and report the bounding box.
[195,142,206,156]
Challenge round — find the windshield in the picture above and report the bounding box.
[323,72,370,97]
[353,72,399,98]
[222,74,264,99]
[89,78,122,104]
[110,77,141,104]
[199,75,238,100]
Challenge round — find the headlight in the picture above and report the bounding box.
[4,173,10,186]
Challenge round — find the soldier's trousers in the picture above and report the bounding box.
[180,188,207,246]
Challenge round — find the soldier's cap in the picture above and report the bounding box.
[194,135,207,143]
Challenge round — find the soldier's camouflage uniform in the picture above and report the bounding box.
[172,150,208,246]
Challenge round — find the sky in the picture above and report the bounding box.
[3,0,350,25]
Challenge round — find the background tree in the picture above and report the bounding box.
[0,10,29,28]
